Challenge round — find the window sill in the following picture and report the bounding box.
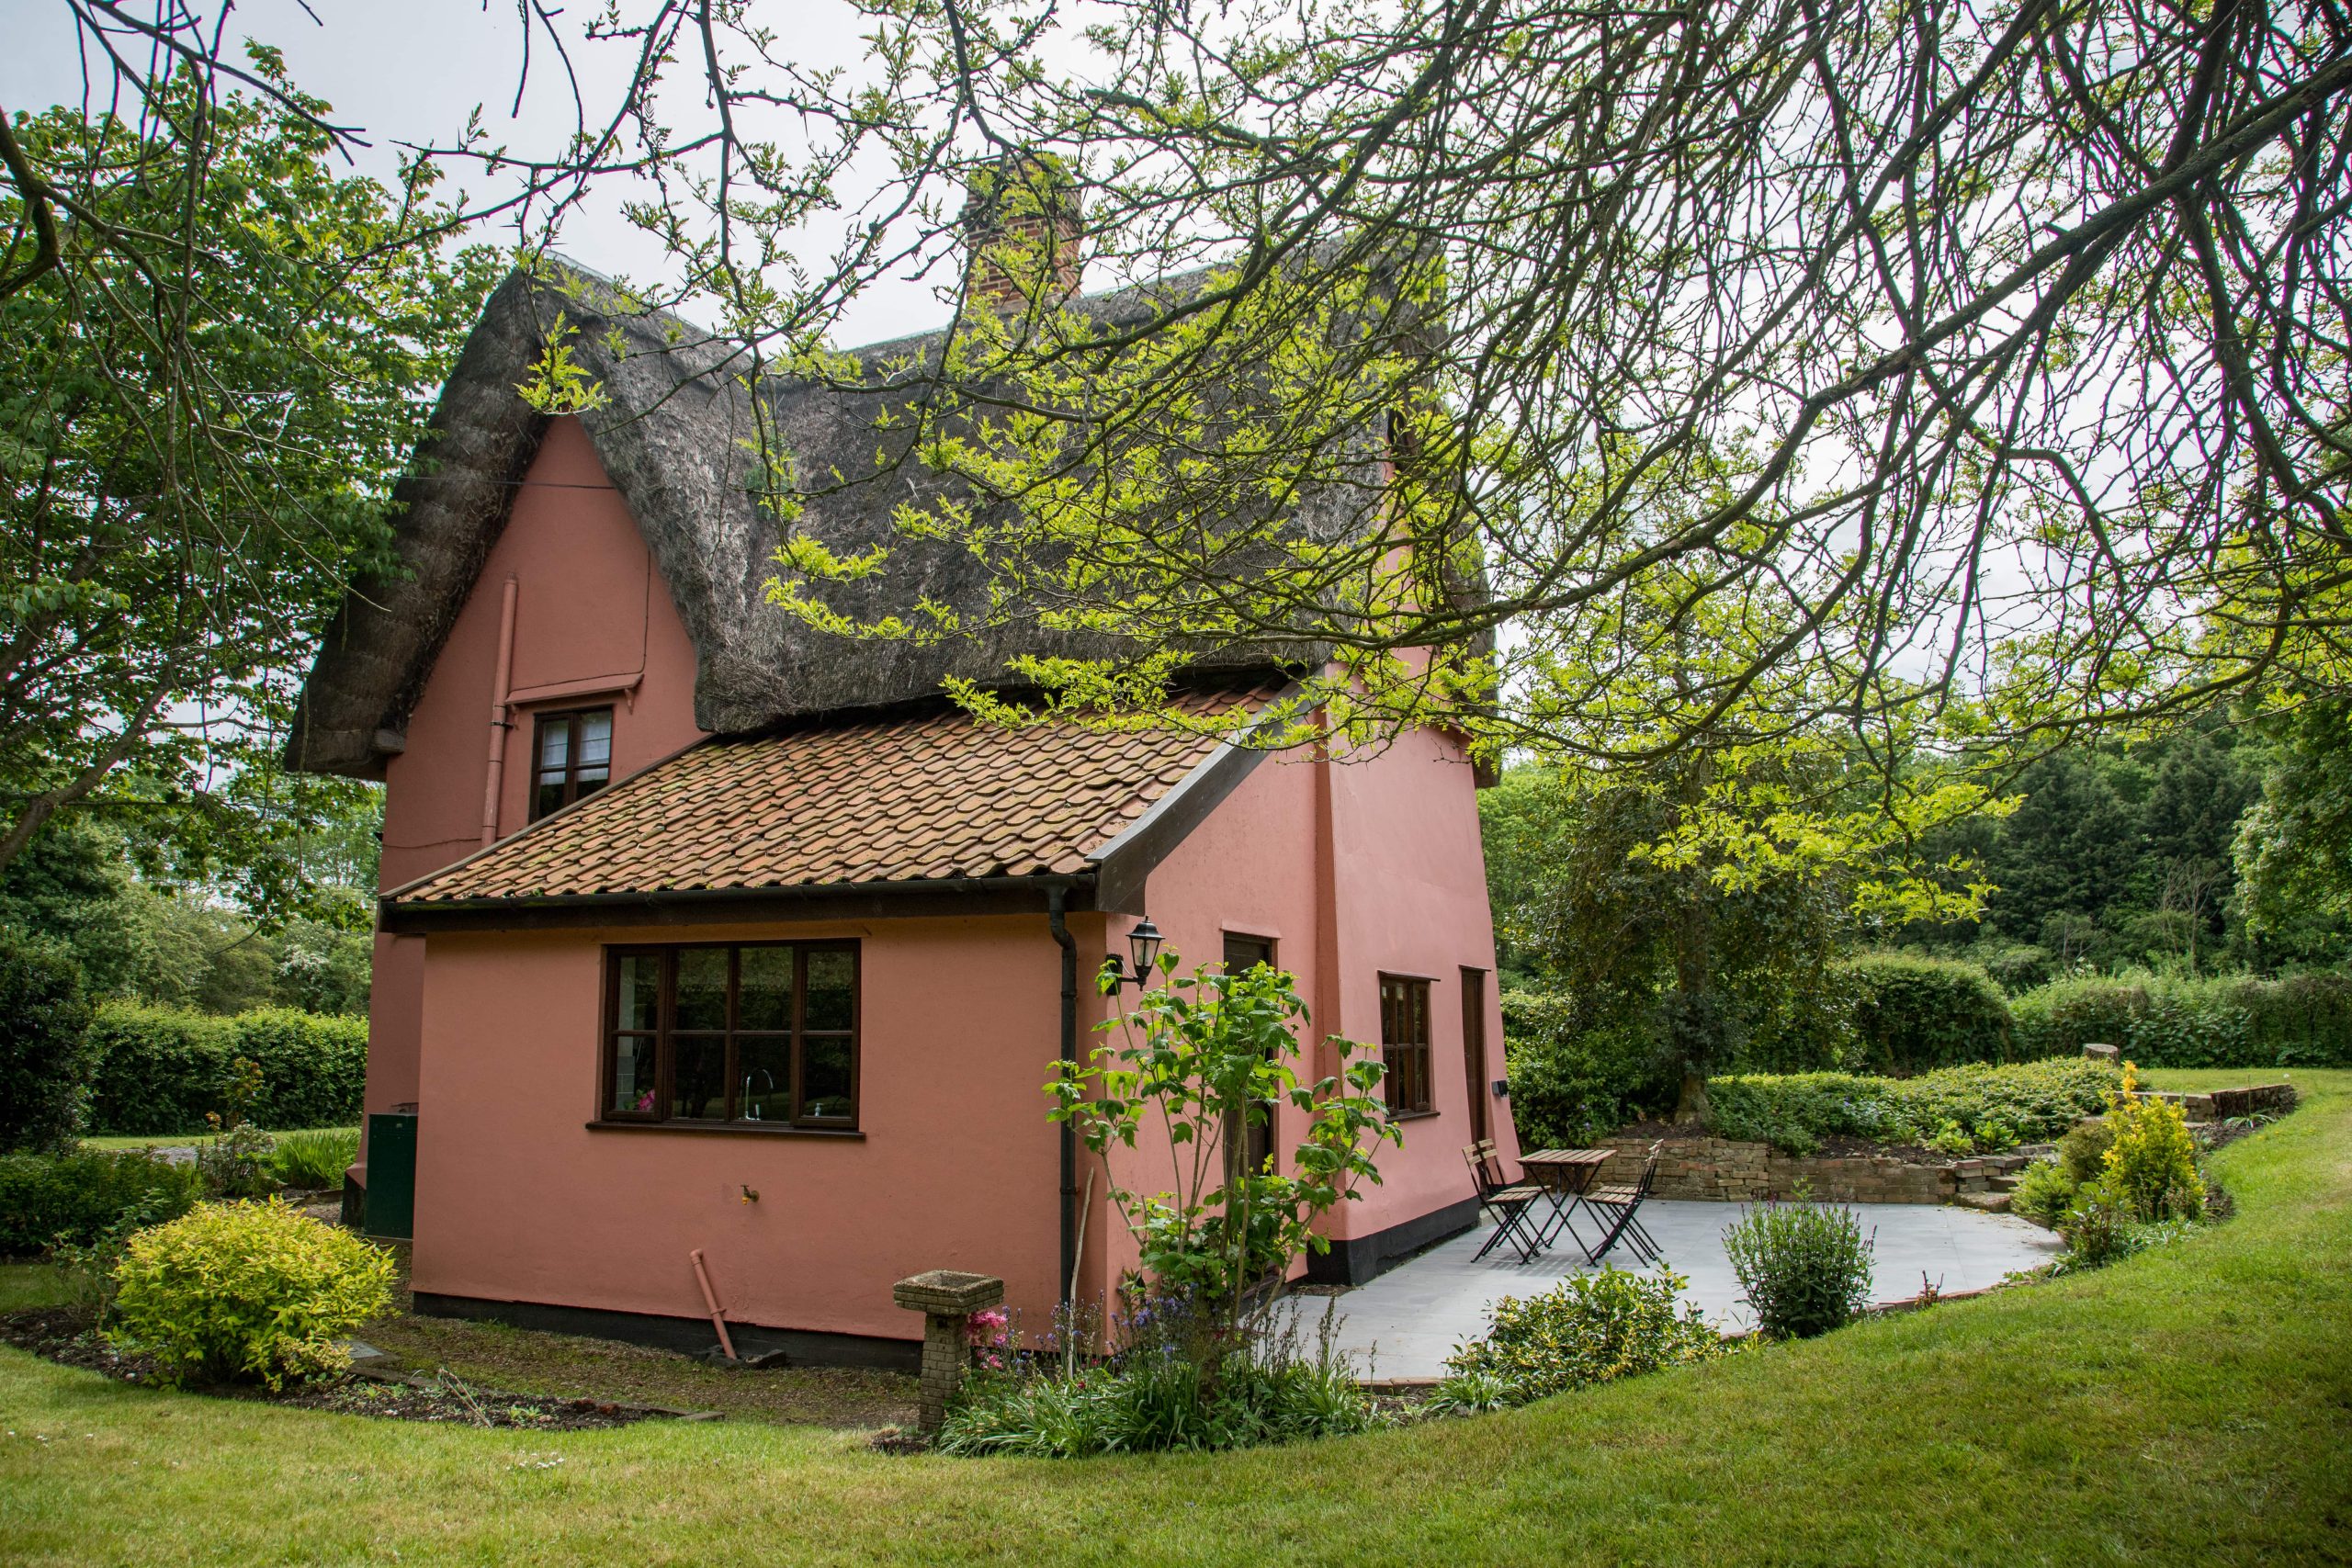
[584,1120,864,1140]
[1387,1109,1442,1122]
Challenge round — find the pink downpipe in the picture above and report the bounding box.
[690,1248,737,1360]
[478,576,518,847]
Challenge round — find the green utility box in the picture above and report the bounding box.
[363,1111,418,1240]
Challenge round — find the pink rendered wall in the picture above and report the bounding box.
[1081,718,1513,1303]
[413,916,1071,1342]
[1320,721,1519,1225]
[1086,750,1323,1300]
[364,416,705,1128]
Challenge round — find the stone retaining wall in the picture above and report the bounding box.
[1591,1136,1984,1204]
[2150,1083,2299,1123]
[1589,1081,2297,1205]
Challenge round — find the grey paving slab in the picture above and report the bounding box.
[1289,1198,2064,1381]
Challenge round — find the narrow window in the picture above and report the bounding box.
[1379,974,1433,1116]
[599,942,860,1130]
[531,707,614,821]
[1224,933,1277,1173]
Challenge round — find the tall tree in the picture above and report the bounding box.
[392,0,2352,786]
[32,5,2350,820]
[2233,701,2352,964]
[0,54,494,890]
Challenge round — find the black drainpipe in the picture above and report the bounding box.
[1047,884,1080,1308]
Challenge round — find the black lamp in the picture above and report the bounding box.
[1104,917,1165,990]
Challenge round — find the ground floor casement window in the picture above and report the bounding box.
[601,942,858,1129]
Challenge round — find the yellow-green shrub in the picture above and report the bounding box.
[109,1199,394,1388]
[2103,1077,2205,1223]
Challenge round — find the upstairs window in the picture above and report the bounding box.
[1379,974,1433,1116]
[602,942,859,1131]
[532,707,613,820]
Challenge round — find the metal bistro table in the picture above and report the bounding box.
[1516,1147,1613,1252]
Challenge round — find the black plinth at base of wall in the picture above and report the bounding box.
[1300,1197,1481,1287]
[413,1196,1481,1357]
[409,1292,922,1371]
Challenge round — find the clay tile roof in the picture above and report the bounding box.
[389,686,1278,906]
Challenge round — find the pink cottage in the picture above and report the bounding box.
[288,261,1519,1367]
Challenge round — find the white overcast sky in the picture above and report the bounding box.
[1,0,956,348]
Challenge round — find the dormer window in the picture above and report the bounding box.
[531,707,613,820]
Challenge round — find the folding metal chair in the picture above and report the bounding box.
[1464,1140,1549,1264]
[1580,1141,1664,1265]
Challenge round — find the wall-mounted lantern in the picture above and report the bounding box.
[1100,917,1166,991]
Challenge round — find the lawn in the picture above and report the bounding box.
[1,1068,2346,1566]
[75,1126,358,1152]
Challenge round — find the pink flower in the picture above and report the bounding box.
[967,1308,1012,1351]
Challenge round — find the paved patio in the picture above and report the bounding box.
[1292,1199,2064,1381]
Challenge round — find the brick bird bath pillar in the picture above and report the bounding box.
[893,1269,1003,1435]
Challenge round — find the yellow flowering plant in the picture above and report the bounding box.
[2101,1062,2206,1223]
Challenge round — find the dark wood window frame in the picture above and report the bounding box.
[1379,973,1436,1118]
[594,941,861,1135]
[530,706,615,822]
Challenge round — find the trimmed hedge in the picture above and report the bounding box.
[1838,953,2014,1072]
[0,931,98,1153]
[88,1007,236,1136]
[1706,1059,2120,1155]
[2010,972,2352,1068]
[86,1005,368,1135]
[228,1010,369,1129]
[0,1149,202,1254]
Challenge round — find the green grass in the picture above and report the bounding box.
[3,1073,2348,1565]
[75,1126,357,1152]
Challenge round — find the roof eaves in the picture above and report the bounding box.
[378,871,1097,933]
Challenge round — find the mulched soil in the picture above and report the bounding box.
[0,1306,671,1430]
[261,1378,678,1429]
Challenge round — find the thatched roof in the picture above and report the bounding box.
[286,258,1398,781]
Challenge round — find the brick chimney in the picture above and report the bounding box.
[962,152,1082,313]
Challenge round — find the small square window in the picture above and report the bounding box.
[531,707,615,821]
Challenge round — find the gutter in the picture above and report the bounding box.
[379,873,1095,932]
[1047,885,1080,1310]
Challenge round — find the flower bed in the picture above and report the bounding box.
[0,1303,679,1429]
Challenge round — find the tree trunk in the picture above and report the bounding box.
[1675,1069,1712,1125]
[1670,750,1714,1125]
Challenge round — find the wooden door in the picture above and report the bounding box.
[1461,966,1489,1144]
